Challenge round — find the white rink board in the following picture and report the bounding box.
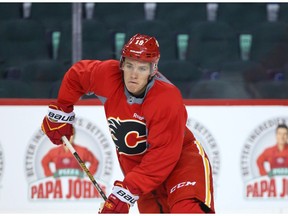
[0,104,288,214]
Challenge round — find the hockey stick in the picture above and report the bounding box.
[61,136,107,201]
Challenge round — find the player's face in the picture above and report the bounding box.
[122,58,151,96]
[276,127,288,146]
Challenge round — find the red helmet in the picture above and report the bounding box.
[120,33,160,76]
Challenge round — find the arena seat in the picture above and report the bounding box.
[250,21,288,69]
[187,21,238,71]
[30,3,72,32]
[158,60,202,98]
[155,3,207,33]
[20,60,65,82]
[217,3,267,33]
[188,79,253,99]
[82,19,114,60]
[251,80,288,99]
[0,19,50,74]
[0,3,22,20]
[93,3,145,32]
[220,60,268,82]
[0,80,31,98]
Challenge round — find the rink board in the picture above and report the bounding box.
[0,99,288,214]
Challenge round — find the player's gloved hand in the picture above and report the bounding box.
[99,180,139,214]
[41,102,75,145]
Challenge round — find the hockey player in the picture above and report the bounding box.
[41,33,215,213]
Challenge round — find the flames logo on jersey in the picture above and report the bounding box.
[108,117,147,155]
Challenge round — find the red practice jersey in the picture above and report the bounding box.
[257,144,288,176]
[57,60,214,212]
[42,143,99,177]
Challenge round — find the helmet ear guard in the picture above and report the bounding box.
[120,33,160,76]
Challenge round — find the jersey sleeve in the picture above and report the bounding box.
[256,147,271,176]
[124,88,187,194]
[57,59,121,106]
[41,148,57,177]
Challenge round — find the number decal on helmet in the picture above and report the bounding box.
[135,40,144,45]
[121,33,160,76]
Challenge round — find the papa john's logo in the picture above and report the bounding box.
[25,117,114,201]
[241,117,288,199]
[108,117,147,155]
[187,118,221,182]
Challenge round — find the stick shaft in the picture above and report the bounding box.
[62,136,107,201]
